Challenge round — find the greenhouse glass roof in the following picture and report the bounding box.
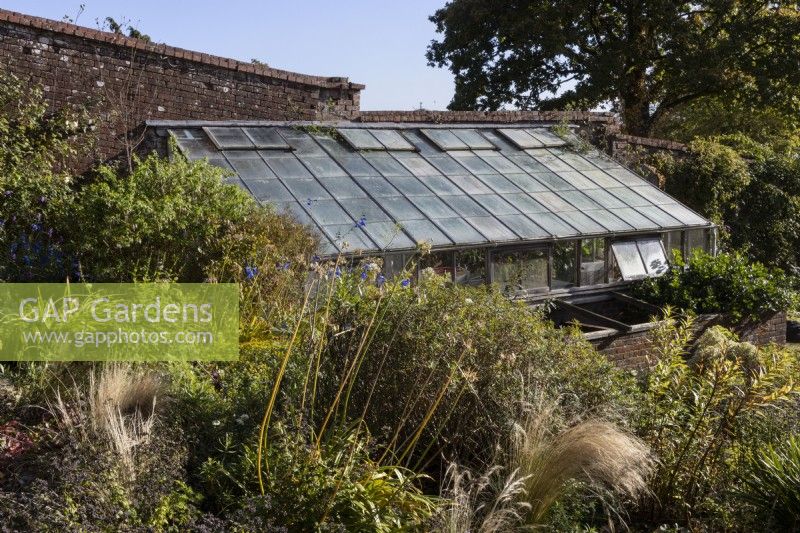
[164,123,712,256]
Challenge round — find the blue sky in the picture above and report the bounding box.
[1,1,455,110]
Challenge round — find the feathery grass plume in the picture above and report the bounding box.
[48,363,162,479]
[512,404,653,526]
[435,463,530,533]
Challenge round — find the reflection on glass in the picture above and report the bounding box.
[491,249,548,297]
[580,238,606,286]
[419,251,454,282]
[383,254,410,279]
[637,239,669,276]
[662,230,683,261]
[610,241,647,280]
[553,241,577,289]
[686,228,709,257]
[455,249,487,286]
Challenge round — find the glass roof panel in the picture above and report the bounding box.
[478,173,523,194]
[393,152,440,176]
[306,199,352,226]
[525,128,568,147]
[400,219,453,246]
[611,241,647,280]
[530,213,580,236]
[435,217,488,244]
[261,153,313,179]
[400,130,440,155]
[496,128,543,149]
[527,149,575,172]
[338,197,392,222]
[449,153,496,174]
[275,129,325,155]
[353,176,400,198]
[478,154,523,173]
[424,154,469,174]
[606,187,650,207]
[207,157,233,171]
[605,167,646,186]
[609,207,660,229]
[420,129,469,151]
[658,203,708,226]
[362,221,416,250]
[558,211,608,233]
[363,153,412,176]
[380,196,425,221]
[408,196,457,219]
[530,171,574,191]
[582,149,618,169]
[322,224,375,251]
[465,216,520,241]
[242,127,291,150]
[420,175,463,196]
[298,155,347,178]
[586,189,627,209]
[442,195,491,217]
[338,129,384,150]
[584,209,634,232]
[370,129,415,151]
[496,214,549,240]
[283,178,332,201]
[557,171,598,190]
[557,151,595,171]
[447,174,494,194]
[632,185,673,205]
[634,205,682,227]
[385,176,432,197]
[557,190,602,210]
[224,151,275,179]
[328,155,376,177]
[507,154,548,173]
[203,127,254,149]
[451,129,496,150]
[581,169,621,188]
[503,193,548,214]
[533,191,576,212]
[323,177,368,199]
[171,133,217,160]
[505,173,549,193]
[245,179,294,202]
[472,194,521,215]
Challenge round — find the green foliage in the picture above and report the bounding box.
[738,434,800,531]
[635,317,800,529]
[661,139,750,223]
[427,0,800,135]
[632,251,795,320]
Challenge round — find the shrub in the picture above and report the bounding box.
[737,435,800,531]
[634,316,800,529]
[632,250,796,320]
[309,266,636,476]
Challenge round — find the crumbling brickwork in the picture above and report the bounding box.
[0,8,363,170]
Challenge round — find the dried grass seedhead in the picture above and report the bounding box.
[512,404,654,526]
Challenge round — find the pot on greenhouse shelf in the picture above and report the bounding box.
[788,320,800,343]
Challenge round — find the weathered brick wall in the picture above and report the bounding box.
[0,9,363,170]
[593,312,787,372]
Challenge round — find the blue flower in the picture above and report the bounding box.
[360,271,368,280]
[3,190,12,197]
[31,224,40,232]
[335,266,342,278]
[355,216,367,228]
[277,261,291,271]
[306,198,313,207]
[400,278,411,288]
[376,274,386,287]
[39,196,47,204]
[245,265,258,280]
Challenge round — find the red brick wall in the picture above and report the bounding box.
[0,9,363,170]
[593,312,787,372]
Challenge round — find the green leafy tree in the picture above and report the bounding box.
[427,1,800,136]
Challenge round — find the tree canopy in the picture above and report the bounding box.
[427,1,800,136]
